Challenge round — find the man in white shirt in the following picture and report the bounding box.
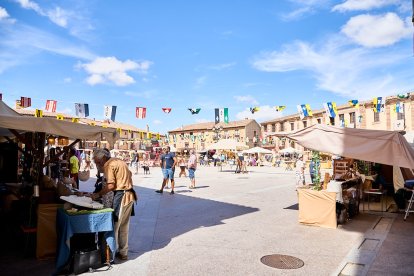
[295,156,305,187]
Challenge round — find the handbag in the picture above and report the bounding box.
[71,249,103,275]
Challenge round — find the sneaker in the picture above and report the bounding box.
[115,252,128,260]
[155,190,163,193]
[170,190,174,195]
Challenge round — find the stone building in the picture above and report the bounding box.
[167,119,262,151]
[261,94,413,151]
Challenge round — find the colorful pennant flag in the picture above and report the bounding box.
[162,107,172,114]
[373,97,384,113]
[45,100,57,113]
[104,105,117,121]
[136,107,147,119]
[15,100,21,109]
[215,108,229,124]
[395,101,404,113]
[348,100,359,108]
[156,133,161,140]
[249,107,260,114]
[188,108,201,115]
[20,97,31,108]
[397,93,410,99]
[56,114,64,120]
[35,109,43,118]
[117,128,122,134]
[75,103,89,117]
[297,104,312,119]
[323,102,338,118]
[275,106,286,112]
[71,118,79,123]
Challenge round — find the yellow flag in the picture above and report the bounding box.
[71,117,79,123]
[140,132,144,139]
[35,109,43,118]
[116,128,122,134]
[128,129,132,133]
[156,133,160,140]
[102,125,108,128]
[57,114,64,120]
[89,122,96,126]
[148,132,152,139]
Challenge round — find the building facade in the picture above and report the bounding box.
[261,94,413,151]
[167,119,262,151]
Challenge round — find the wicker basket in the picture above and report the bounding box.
[78,170,90,182]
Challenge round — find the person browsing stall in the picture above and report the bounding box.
[156,146,177,194]
[91,149,137,261]
[69,148,79,189]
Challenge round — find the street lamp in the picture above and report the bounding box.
[212,125,223,141]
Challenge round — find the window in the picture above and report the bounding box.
[272,124,276,132]
[374,112,380,122]
[339,114,345,127]
[290,122,294,131]
[330,117,335,125]
[397,112,405,120]
[317,118,321,124]
[350,112,355,124]
[280,122,284,132]
[303,121,307,128]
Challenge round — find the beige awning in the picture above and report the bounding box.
[287,124,414,169]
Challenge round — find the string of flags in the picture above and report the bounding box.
[4,91,413,125]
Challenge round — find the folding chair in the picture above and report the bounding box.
[404,188,414,221]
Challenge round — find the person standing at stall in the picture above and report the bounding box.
[91,149,137,261]
[69,148,79,189]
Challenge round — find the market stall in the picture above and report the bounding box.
[287,124,414,228]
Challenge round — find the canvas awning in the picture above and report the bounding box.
[287,124,414,169]
[206,139,248,151]
[0,101,118,145]
[243,147,272,154]
[278,146,301,154]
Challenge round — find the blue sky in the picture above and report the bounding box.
[0,0,413,134]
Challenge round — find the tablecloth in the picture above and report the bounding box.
[55,208,116,272]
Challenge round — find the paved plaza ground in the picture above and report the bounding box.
[2,164,414,275]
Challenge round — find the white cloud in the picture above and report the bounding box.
[332,0,400,12]
[341,13,411,48]
[16,0,69,27]
[281,0,331,21]
[234,95,259,105]
[153,120,162,125]
[251,38,412,99]
[0,6,16,23]
[236,105,282,122]
[208,62,236,71]
[80,57,151,86]
[63,77,72,83]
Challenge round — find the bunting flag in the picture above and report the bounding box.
[117,128,122,134]
[140,132,144,139]
[348,100,359,108]
[297,104,312,119]
[395,101,404,113]
[323,102,338,118]
[249,107,260,114]
[75,103,89,117]
[136,107,147,119]
[104,105,117,121]
[275,106,286,112]
[162,107,172,114]
[156,133,161,140]
[188,108,201,114]
[20,97,31,108]
[15,100,22,109]
[56,114,64,120]
[45,100,57,112]
[89,122,96,126]
[397,93,410,99]
[147,132,152,139]
[34,109,43,118]
[215,108,229,123]
[71,118,79,123]
[373,97,384,113]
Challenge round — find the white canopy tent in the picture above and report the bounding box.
[243,146,272,154]
[278,146,301,154]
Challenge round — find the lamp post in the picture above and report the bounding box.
[212,125,223,141]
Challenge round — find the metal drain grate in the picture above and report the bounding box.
[260,254,304,269]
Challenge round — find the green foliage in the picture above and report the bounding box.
[311,150,322,191]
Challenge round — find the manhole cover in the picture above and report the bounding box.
[260,254,304,269]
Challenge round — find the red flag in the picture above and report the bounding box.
[45,100,57,112]
[136,107,146,119]
[20,97,31,108]
[162,107,172,114]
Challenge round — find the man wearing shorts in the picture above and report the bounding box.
[187,149,197,189]
[155,146,177,194]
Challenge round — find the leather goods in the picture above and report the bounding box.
[72,249,103,275]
